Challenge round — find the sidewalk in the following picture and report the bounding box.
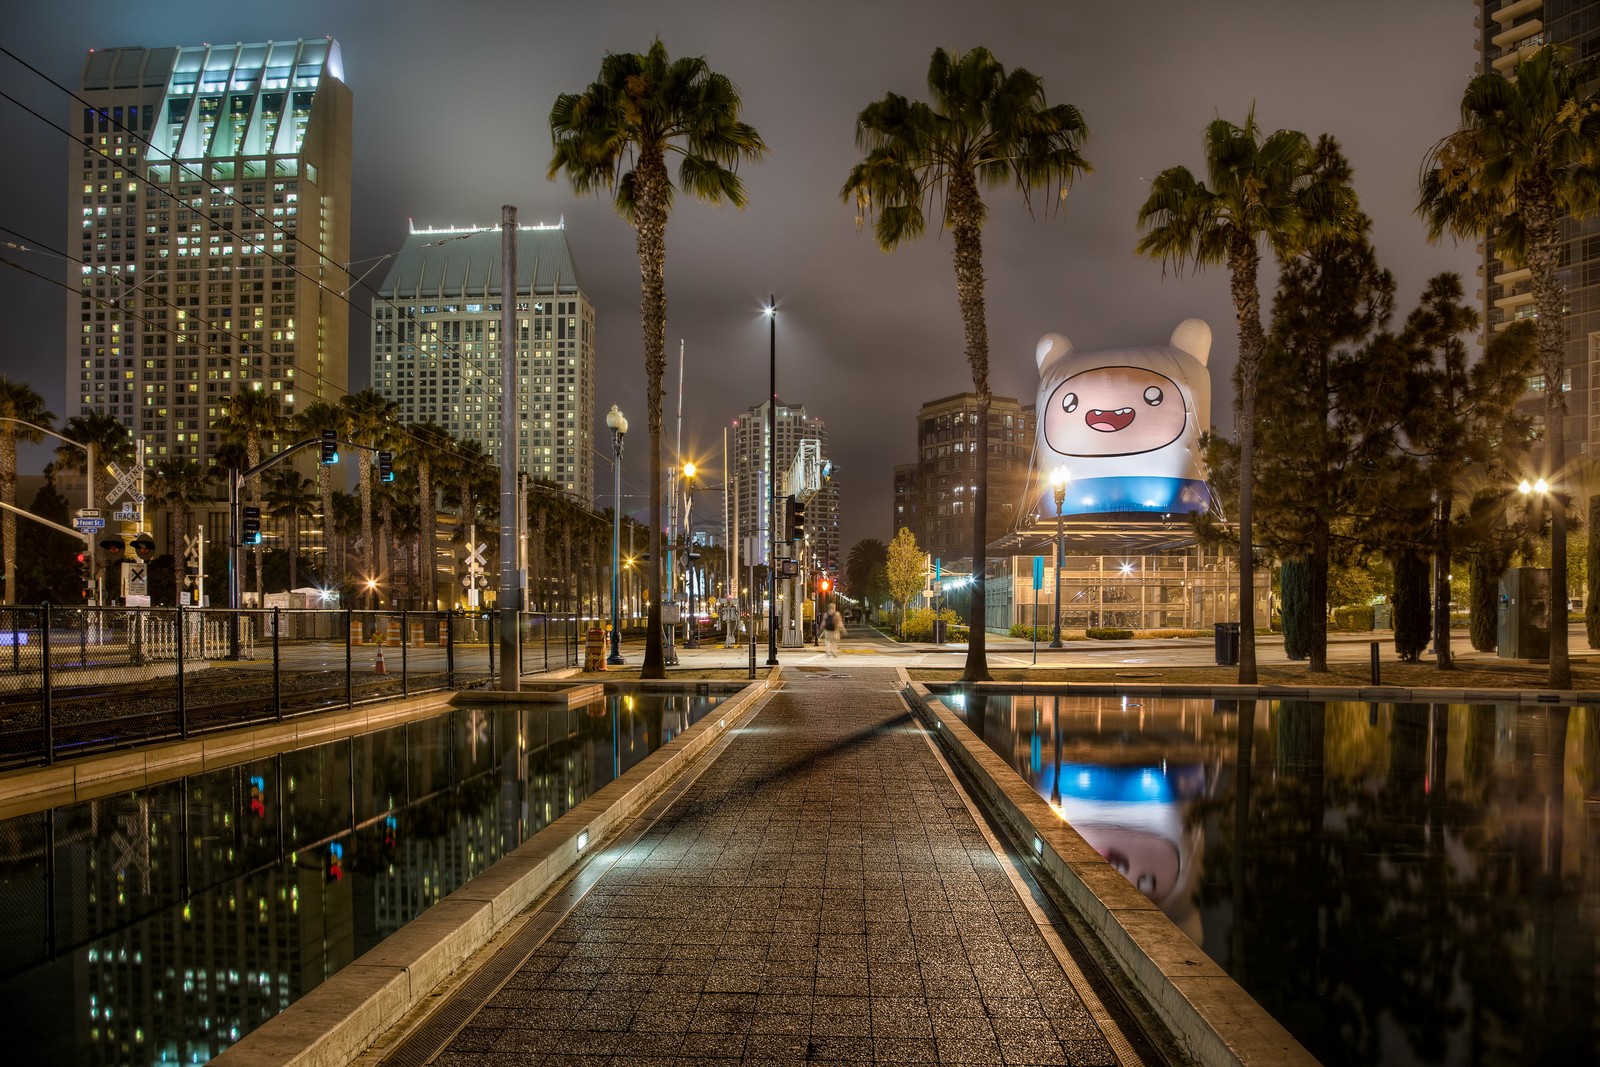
[398,665,1139,1066]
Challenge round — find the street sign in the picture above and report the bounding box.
[72,516,106,530]
[127,562,148,595]
[75,507,101,518]
[113,507,139,523]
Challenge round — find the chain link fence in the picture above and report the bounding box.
[0,606,581,770]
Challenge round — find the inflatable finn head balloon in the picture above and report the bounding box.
[1035,319,1212,517]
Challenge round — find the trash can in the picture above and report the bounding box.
[1214,622,1240,666]
[932,620,947,644]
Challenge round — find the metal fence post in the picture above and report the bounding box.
[79,607,88,668]
[488,611,496,678]
[543,613,550,672]
[175,605,186,738]
[345,607,353,707]
[132,608,144,667]
[445,609,455,688]
[10,608,18,673]
[41,603,53,765]
[400,608,409,698]
[273,607,282,722]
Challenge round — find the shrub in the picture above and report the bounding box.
[1280,557,1312,661]
[1085,627,1134,640]
[1470,553,1498,652]
[1393,551,1431,662]
[1008,623,1055,640]
[1330,605,1374,631]
[901,605,963,642]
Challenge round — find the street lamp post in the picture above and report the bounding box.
[1050,466,1068,648]
[606,405,628,665]
[765,297,779,666]
[683,461,699,649]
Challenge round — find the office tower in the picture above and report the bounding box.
[730,400,837,574]
[892,463,919,538]
[906,393,1032,561]
[69,40,352,463]
[370,223,595,503]
[1475,1,1600,453]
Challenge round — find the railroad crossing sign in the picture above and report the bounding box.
[184,534,202,563]
[113,506,139,523]
[104,462,145,506]
[465,542,488,570]
[127,562,148,595]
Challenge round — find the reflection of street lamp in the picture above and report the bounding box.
[683,461,699,648]
[606,405,628,664]
[1050,466,1068,648]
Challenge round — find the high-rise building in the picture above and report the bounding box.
[370,223,595,502]
[902,393,1033,562]
[892,463,919,538]
[1474,2,1600,454]
[69,40,352,463]
[729,400,838,575]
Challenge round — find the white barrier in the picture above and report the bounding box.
[139,615,254,661]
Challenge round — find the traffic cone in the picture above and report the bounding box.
[374,644,387,674]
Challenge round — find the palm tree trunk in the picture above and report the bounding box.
[319,465,336,590]
[1526,179,1570,688]
[1,432,15,604]
[636,146,669,679]
[950,171,993,683]
[1433,495,1453,670]
[360,453,374,605]
[419,456,434,610]
[1229,233,1264,685]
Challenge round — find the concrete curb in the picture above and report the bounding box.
[212,667,780,1067]
[902,678,1315,1067]
[0,692,454,819]
[950,678,1598,706]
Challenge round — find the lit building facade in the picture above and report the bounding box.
[903,393,1033,563]
[370,223,595,502]
[892,463,919,538]
[68,40,351,464]
[1475,1,1600,453]
[730,400,838,575]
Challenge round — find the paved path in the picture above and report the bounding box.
[414,665,1140,1066]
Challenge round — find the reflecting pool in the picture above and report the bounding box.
[939,690,1600,1067]
[0,689,728,1066]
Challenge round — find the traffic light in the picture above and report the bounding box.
[99,535,125,559]
[242,506,262,546]
[377,450,394,482]
[76,551,89,599]
[818,576,831,596]
[325,841,344,883]
[790,496,807,542]
[320,429,338,464]
[130,533,156,560]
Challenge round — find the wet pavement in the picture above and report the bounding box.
[411,665,1137,1066]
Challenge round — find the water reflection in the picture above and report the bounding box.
[945,689,1600,1067]
[0,690,724,1066]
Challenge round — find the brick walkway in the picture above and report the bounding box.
[424,666,1131,1066]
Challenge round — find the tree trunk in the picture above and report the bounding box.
[950,170,993,683]
[1433,495,1454,670]
[419,456,434,610]
[636,145,670,678]
[1229,232,1265,684]
[1524,176,1570,687]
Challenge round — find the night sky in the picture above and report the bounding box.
[1,0,1478,552]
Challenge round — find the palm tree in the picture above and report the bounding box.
[215,388,286,598]
[550,38,767,678]
[56,411,134,513]
[1137,108,1354,683]
[1418,45,1600,689]
[843,46,1089,682]
[404,419,451,610]
[0,378,54,603]
[339,389,398,601]
[148,457,213,604]
[294,400,344,591]
[264,467,317,592]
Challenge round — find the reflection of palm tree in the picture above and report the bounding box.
[0,377,53,603]
[264,468,317,592]
[844,47,1089,683]
[149,457,213,603]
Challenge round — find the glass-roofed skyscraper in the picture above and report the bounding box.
[68,39,352,465]
[370,222,596,503]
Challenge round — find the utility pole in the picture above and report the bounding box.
[497,205,520,691]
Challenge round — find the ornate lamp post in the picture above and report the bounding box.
[1050,466,1069,648]
[606,404,628,665]
[683,461,699,649]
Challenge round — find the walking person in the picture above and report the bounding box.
[822,601,845,657]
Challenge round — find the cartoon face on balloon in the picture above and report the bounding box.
[1045,365,1189,458]
[1032,319,1213,516]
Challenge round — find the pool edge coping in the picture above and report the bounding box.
[210,667,779,1067]
[900,675,1318,1067]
